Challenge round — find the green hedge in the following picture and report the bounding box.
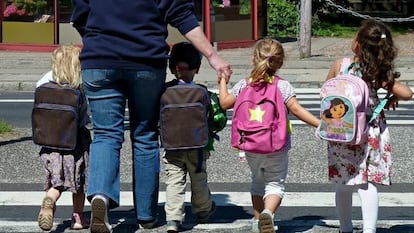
[267,0,299,37]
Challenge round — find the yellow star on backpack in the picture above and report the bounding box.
[249,106,265,123]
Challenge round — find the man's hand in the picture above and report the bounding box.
[207,53,232,84]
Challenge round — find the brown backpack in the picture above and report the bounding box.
[32,81,84,150]
[159,83,210,150]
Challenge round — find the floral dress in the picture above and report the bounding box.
[327,60,392,186]
[40,126,91,193]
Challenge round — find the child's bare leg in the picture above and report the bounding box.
[42,187,62,216]
[72,190,85,215]
[71,188,87,229]
[42,187,61,215]
[38,187,61,231]
[46,187,62,203]
[251,195,264,219]
[258,194,281,233]
[264,194,282,214]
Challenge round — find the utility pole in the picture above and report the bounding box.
[299,0,312,58]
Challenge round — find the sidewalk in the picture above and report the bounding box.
[0,37,413,91]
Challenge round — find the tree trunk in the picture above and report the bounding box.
[299,0,312,58]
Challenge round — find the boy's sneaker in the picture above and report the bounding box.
[90,195,112,233]
[259,209,275,233]
[138,218,158,229]
[166,220,181,233]
[196,201,216,223]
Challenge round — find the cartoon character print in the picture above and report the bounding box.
[328,85,392,186]
[321,98,353,140]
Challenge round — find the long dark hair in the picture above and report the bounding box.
[355,19,399,90]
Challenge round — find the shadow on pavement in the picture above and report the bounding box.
[378,224,414,232]
[0,136,32,146]
[279,216,332,232]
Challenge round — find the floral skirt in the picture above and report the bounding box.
[40,127,90,193]
[41,150,89,193]
[327,122,392,186]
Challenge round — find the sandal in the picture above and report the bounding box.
[37,196,55,231]
[71,213,89,230]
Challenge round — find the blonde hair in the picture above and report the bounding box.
[249,38,284,83]
[51,45,81,88]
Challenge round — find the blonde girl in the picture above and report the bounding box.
[219,38,320,233]
[36,45,90,231]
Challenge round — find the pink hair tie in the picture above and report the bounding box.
[267,55,273,62]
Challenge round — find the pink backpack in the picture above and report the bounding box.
[316,58,370,145]
[231,76,288,154]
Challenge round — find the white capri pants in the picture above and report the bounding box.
[245,150,289,199]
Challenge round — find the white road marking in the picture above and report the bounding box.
[1,191,414,207]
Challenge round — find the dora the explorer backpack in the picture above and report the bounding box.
[32,81,83,150]
[231,76,288,154]
[316,58,370,145]
[159,83,210,150]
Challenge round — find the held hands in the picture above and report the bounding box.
[206,53,232,84]
[383,81,413,110]
[218,73,229,85]
[385,95,398,111]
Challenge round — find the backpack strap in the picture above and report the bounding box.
[77,85,86,126]
[368,92,392,123]
[339,58,352,74]
[273,76,292,134]
[341,58,390,123]
[342,58,362,77]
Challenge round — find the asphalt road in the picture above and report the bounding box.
[1,126,414,232]
[0,90,414,233]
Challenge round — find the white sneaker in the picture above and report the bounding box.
[90,195,112,233]
[253,212,278,232]
[259,209,275,233]
[251,218,259,232]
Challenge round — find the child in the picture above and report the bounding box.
[324,19,412,233]
[36,45,91,231]
[218,38,320,233]
[163,42,216,233]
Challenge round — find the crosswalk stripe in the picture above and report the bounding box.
[1,219,414,231]
[2,191,414,207]
[0,99,33,103]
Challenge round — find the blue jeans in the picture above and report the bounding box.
[82,69,165,221]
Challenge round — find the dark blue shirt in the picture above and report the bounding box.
[71,0,200,70]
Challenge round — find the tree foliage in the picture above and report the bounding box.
[267,0,299,37]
